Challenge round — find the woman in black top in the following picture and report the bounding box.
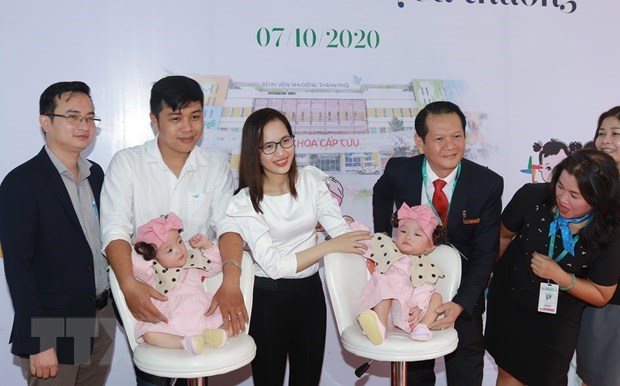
[485,149,620,386]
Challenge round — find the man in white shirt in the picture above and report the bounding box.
[100,75,246,385]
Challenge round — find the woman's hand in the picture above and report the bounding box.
[328,230,371,255]
[531,252,619,306]
[295,230,371,273]
[530,252,569,284]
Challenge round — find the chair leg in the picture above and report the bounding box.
[187,378,207,386]
[391,361,407,386]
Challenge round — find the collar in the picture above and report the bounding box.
[151,248,214,294]
[424,161,459,188]
[44,145,92,182]
[548,209,591,257]
[143,137,203,173]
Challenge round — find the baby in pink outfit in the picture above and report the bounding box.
[132,212,228,354]
[356,204,447,344]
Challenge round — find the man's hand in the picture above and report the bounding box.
[122,278,168,323]
[428,301,463,330]
[208,279,248,336]
[30,348,58,379]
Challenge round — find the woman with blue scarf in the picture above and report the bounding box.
[485,149,620,386]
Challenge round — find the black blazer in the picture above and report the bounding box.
[0,147,104,364]
[373,155,503,317]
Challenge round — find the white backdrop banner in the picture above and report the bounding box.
[1,0,617,385]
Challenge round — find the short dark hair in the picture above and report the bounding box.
[236,108,298,213]
[414,101,466,141]
[548,148,620,250]
[150,75,204,118]
[39,81,92,116]
[594,106,620,141]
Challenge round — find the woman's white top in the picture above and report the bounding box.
[227,166,350,279]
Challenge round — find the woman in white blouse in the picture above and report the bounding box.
[227,108,370,386]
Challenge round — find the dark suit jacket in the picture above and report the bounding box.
[373,155,503,318]
[0,147,104,364]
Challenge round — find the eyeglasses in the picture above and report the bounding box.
[260,135,295,155]
[46,113,101,127]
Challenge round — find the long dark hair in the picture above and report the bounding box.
[236,108,298,213]
[547,148,620,249]
[594,106,620,142]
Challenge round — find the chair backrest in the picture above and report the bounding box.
[324,244,461,336]
[110,252,255,351]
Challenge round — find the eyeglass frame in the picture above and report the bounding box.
[46,113,101,126]
[259,135,296,155]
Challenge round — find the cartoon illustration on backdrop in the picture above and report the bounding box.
[521,139,585,183]
[317,176,354,238]
[520,156,543,183]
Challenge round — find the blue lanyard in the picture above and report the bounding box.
[547,232,579,263]
[421,157,461,225]
[547,208,590,262]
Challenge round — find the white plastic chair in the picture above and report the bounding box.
[110,252,256,386]
[324,244,461,386]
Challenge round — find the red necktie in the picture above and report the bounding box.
[432,179,449,224]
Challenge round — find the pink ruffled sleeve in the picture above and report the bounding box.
[201,245,222,278]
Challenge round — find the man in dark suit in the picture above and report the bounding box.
[0,81,114,385]
[373,101,503,386]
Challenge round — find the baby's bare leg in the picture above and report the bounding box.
[142,332,184,349]
[372,299,392,327]
[419,292,443,326]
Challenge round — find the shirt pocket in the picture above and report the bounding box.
[185,192,212,236]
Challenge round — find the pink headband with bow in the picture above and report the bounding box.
[135,212,184,249]
[397,203,438,244]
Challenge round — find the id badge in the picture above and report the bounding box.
[538,283,559,314]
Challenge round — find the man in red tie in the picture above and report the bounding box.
[373,101,503,386]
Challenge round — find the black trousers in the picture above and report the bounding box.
[406,305,485,386]
[250,273,327,386]
[135,368,200,386]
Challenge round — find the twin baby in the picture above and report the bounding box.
[132,203,445,354]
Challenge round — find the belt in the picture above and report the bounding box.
[95,289,110,310]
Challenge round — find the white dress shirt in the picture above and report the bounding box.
[421,161,460,206]
[101,138,240,251]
